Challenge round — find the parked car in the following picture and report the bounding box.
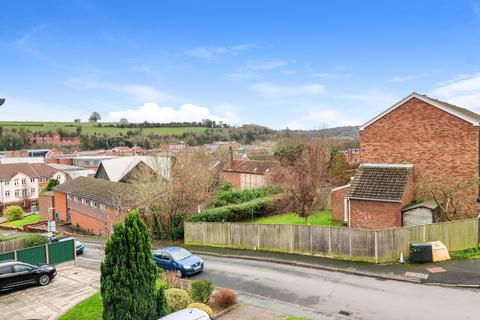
[159,308,210,320]
[75,240,85,255]
[153,247,203,278]
[0,260,57,292]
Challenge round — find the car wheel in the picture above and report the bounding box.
[175,269,184,278]
[38,275,50,286]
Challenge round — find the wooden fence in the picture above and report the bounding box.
[185,218,480,263]
[0,238,24,254]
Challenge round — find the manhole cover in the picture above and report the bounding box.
[427,266,447,273]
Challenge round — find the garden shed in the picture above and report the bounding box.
[402,201,440,226]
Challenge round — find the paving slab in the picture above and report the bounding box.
[218,305,283,320]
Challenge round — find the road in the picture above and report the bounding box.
[79,242,479,320]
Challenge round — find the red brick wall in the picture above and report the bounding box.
[350,200,402,229]
[331,185,349,221]
[223,171,241,189]
[70,209,106,235]
[361,97,480,216]
[54,191,67,221]
[38,193,54,221]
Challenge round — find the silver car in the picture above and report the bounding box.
[159,308,210,320]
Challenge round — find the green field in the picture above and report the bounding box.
[0,121,207,136]
[1,214,41,228]
[248,210,342,227]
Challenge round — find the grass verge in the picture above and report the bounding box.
[450,247,480,260]
[248,210,342,227]
[59,292,102,320]
[1,214,41,228]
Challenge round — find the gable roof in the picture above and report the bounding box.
[346,163,413,202]
[223,159,279,175]
[53,176,135,208]
[360,92,480,130]
[95,156,171,182]
[0,163,63,181]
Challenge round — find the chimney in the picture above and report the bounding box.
[228,146,234,168]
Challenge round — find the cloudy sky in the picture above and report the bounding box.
[1,0,480,129]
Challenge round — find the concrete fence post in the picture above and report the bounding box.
[45,244,50,264]
[14,249,17,261]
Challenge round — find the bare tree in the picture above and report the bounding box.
[128,150,217,238]
[419,178,478,221]
[273,138,332,221]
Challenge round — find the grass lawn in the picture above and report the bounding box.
[1,214,41,228]
[450,247,480,260]
[248,210,342,227]
[59,292,102,320]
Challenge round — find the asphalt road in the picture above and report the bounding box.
[79,242,479,320]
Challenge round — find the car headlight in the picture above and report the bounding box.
[183,265,193,269]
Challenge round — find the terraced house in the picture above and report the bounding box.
[53,177,136,236]
[0,163,68,213]
[333,92,480,229]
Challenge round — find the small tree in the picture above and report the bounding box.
[329,150,351,186]
[119,118,129,126]
[101,211,159,320]
[5,206,24,221]
[73,118,81,123]
[89,112,101,123]
[45,179,60,191]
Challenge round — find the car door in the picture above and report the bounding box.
[162,253,175,270]
[153,251,166,268]
[0,266,14,290]
[13,264,37,286]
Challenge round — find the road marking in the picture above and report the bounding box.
[404,272,429,279]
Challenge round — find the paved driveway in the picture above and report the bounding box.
[0,265,100,320]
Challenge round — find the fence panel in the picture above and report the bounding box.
[330,227,351,257]
[0,239,24,254]
[17,245,46,265]
[0,252,15,261]
[350,229,375,260]
[310,226,330,254]
[258,224,291,252]
[48,239,75,265]
[292,225,312,253]
[230,223,257,249]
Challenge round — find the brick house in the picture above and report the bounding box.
[0,163,68,214]
[53,177,135,236]
[332,92,480,228]
[342,148,361,168]
[31,132,81,146]
[222,148,278,189]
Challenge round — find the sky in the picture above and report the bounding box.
[1,0,480,129]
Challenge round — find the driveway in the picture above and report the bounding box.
[0,265,100,320]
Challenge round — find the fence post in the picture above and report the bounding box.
[290,225,294,253]
[73,239,77,266]
[45,244,50,264]
[423,225,426,242]
[256,224,260,250]
[309,226,313,253]
[328,227,332,255]
[14,249,18,261]
[374,230,378,264]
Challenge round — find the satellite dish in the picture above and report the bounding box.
[0,98,5,107]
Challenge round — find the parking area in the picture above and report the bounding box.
[0,265,100,320]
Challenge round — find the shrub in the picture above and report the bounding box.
[45,179,60,191]
[191,280,214,303]
[164,270,180,288]
[156,279,170,317]
[165,288,191,312]
[187,303,213,317]
[189,195,283,222]
[210,185,277,208]
[22,234,48,247]
[212,288,237,308]
[4,206,24,222]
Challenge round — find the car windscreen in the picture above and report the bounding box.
[170,248,192,261]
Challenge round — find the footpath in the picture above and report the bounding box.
[185,245,480,288]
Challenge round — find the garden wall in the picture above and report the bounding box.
[185,218,479,263]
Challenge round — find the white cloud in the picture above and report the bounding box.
[62,78,176,102]
[390,69,441,82]
[185,44,255,60]
[16,24,47,47]
[285,108,360,130]
[250,82,325,98]
[108,102,239,124]
[430,73,480,109]
[285,121,305,130]
[229,59,288,80]
[312,72,353,79]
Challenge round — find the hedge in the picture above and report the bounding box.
[209,185,277,208]
[188,195,284,222]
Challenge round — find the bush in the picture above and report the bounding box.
[45,179,60,191]
[189,195,283,222]
[187,303,213,317]
[156,279,170,317]
[191,280,214,303]
[164,270,180,288]
[22,234,48,247]
[4,206,24,222]
[212,288,237,308]
[165,288,191,312]
[210,185,277,208]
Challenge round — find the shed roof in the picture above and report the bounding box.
[223,159,279,175]
[95,156,171,182]
[347,163,413,202]
[402,200,439,212]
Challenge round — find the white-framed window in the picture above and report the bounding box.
[31,188,35,194]
[74,195,79,202]
[15,190,19,197]
[14,179,19,186]
[21,178,26,185]
[30,178,35,183]
[81,198,87,204]
[56,175,61,180]
[22,190,27,196]
[67,194,72,200]
[91,201,97,208]
[5,191,10,198]
[99,203,106,211]
[5,181,9,186]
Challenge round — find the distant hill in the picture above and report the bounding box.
[280,126,360,139]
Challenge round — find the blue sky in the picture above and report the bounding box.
[1,0,480,129]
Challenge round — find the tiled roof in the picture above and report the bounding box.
[347,163,412,202]
[53,176,136,208]
[0,163,61,181]
[223,160,279,174]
